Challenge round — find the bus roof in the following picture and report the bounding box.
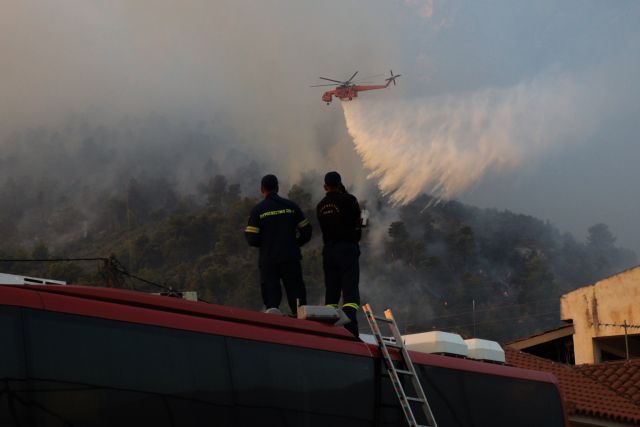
[0,283,559,386]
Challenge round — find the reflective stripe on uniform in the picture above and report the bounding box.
[342,303,359,310]
[326,303,339,309]
[245,226,260,233]
[297,218,310,228]
[259,209,294,219]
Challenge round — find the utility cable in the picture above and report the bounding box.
[597,322,640,329]
[0,258,108,263]
[0,256,170,291]
[0,257,210,303]
[423,297,559,322]
[439,309,561,330]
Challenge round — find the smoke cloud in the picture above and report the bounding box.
[342,73,588,204]
[1,0,639,251]
[0,0,395,185]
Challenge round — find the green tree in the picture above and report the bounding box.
[199,175,228,208]
[448,226,476,270]
[587,223,617,275]
[31,241,49,260]
[587,223,616,250]
[288,184,313,211]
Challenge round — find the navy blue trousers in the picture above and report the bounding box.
[260,261,307,316]
[323,241,360,336]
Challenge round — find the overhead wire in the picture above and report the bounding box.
[423,297,559,322]
[438,310,561,330]
[0,257,210,303]
[597,322,640,329]
[0,258,108,262]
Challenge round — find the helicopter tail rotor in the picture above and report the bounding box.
[386,69,401,86]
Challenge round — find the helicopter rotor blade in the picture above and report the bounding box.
[310,84,340,87]
[346,71,359,84]
[319,77,344,84]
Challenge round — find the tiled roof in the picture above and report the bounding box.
[576,359,640,406]
[505,347,640,424]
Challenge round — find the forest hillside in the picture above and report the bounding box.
[1,121,636,341]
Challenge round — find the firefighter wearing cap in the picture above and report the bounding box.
[316,171,362,336]
[245,174,312,316]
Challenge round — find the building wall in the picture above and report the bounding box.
[560,266,640,365]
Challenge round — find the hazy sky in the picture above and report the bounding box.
[1,1,639,251]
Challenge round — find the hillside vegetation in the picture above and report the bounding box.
[1,121,636,341]
[2,173,636,341]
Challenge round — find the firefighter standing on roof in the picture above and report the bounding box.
[317,171,362,336]
[244,174,312,316]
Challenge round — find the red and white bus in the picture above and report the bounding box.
[0,284,568,426]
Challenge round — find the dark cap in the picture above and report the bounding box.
[261,174,278,191]
[324,171,342,187]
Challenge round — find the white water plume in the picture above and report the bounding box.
[342,75,588,205]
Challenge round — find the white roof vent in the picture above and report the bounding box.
[0,273,66,286]
[464,338,505,363]
[151,291,199,302]
[403,331,469,357]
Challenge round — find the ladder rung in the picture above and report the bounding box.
[374,315,393,323]
[384,342,404,349]
[366,305,437,427]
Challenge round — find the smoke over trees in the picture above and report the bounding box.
[0,121,636,342]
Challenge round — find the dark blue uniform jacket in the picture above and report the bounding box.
[316,191,361,244]
[244,193,312,265]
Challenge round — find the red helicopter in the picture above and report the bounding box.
[311,70,401,105]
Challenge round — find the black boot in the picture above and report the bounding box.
[342,306,359,337]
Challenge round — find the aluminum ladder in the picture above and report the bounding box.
[362,304,437,427]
